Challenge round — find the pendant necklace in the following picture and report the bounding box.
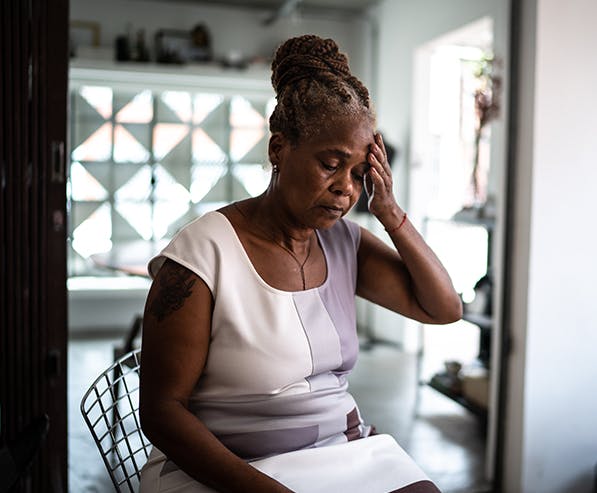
[233,202,313,290]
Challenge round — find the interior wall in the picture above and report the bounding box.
[505,0,597,491]
[370,0,509,346]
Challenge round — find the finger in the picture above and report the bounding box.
[370,137,385,162]
[368,151,392,190]
[367,151,384,178]
[368,166,387,195]
[375,133,387,161]
[374,133,389,166]
[372,140,391,176]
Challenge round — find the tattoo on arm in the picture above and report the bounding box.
[149,261,196,322]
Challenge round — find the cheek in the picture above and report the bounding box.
[304,168,331,190]
[349,186,362,207]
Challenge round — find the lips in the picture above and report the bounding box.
[320,205,344,216]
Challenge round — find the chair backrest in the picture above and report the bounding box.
[80,348,151,492]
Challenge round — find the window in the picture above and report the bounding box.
[68,81,274,277]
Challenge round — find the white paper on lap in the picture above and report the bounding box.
[250,434,428,493]
[140,434,431,493]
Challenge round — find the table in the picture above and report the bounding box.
[90,239,168,278]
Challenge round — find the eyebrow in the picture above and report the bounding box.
[319,148,352,159]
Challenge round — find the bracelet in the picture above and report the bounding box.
[385,212,407,235]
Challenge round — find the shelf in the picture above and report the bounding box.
[428,373,488,420]
[69,58,273,97]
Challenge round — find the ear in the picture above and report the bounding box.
[268,132,287,167]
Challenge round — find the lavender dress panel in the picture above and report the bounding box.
[218,426,319,460]
[317,219,361,373]
[190,383,357,460]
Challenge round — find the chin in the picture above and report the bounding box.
[311,215,342,230]
[303,205,348,230]
[315,221,337,230]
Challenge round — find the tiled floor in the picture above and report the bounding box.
[68,335,491,493]
[350,345,490,493]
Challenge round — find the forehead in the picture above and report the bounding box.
[300,116,375,153]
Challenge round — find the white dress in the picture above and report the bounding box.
[139,211,440,493]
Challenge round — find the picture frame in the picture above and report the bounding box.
[155,25,213,64]
[155,29,192,64]
[69,20,100,58]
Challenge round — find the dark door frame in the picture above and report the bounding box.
[1,0,69,491]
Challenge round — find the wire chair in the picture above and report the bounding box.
[80,349,151,492]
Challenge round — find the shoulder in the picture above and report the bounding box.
[172,210,228,239]
[148,211,233,289]
[157,211,228,260]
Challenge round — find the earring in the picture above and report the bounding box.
[272,164,279,174]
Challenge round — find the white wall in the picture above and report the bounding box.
[504,0,597,491]
[370,0,509,346]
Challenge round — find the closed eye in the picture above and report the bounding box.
[320,161,339,172]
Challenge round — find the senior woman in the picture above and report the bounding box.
[139,35,461,493]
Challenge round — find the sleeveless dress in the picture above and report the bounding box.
[139,211,440,493]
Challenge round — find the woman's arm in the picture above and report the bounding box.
[356,133,462,325]
[140,259,293,493]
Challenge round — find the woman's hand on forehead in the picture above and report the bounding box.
[364,133,400,222]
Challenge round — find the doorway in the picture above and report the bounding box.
[408,16,505,487]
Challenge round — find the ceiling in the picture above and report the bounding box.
[198,0,378,8]
[151,0,381,15]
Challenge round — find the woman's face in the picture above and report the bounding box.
[270,116,375,230]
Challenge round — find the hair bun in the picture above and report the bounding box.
[268,35,373,143]
[271,35,351,95]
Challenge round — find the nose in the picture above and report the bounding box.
[330,170,354,197]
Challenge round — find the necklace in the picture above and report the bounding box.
[233,202,313,290]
